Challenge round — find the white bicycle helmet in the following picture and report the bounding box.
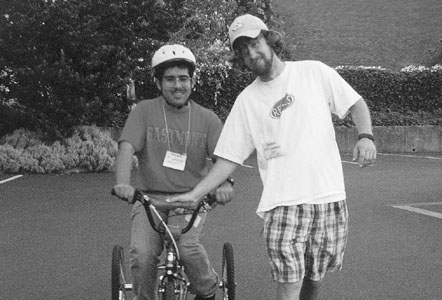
[151,44,196,68]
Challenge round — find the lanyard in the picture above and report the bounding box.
[162,101,191,155]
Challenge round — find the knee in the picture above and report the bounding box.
[130,245,161,266]
[179,241,204,258]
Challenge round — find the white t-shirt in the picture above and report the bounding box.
[214,61,361,218]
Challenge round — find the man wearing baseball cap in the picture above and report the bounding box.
[168,14,377,300]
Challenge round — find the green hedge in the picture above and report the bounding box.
[337,66,442,111]
[192,64,442,126]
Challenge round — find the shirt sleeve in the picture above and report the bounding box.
[118,105,146,152]
[206,111,223,157]
[319,62,362,119]
[214,96,256,164]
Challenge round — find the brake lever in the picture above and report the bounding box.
[111,188,150,205]
[201,194,217,211]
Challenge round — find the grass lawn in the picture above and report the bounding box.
[273,0,442,70]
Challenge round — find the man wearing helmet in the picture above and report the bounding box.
[113,44,233,300]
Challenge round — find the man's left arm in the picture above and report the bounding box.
[206,113,234,205]
[212,170,234,205]
[348,98,377,167]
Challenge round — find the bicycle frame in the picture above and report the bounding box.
[135,191,215,300]
[111,189,235,300]
[158,245,189,300]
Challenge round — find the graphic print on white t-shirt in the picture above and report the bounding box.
[263,92,295,159]
[269,92,295,119]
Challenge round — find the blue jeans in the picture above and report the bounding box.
[129,201,219,300]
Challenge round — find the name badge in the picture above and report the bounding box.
[263,142,284,160]
[163,151,187,171]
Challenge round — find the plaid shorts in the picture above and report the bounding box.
[263,200,348,283]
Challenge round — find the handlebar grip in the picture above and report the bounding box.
[205,194,217,206]
[111,188,135,203]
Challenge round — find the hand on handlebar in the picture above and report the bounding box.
[112,185,227,211]
[113,184,136,204]
[166,191,201,209]
[212,181,234,206]
[149,196,200,210]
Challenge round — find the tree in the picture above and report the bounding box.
[0,0,281,139]
[0,0,186,139]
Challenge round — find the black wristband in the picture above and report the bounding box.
[358,133,375,142]
[226,177,234,186]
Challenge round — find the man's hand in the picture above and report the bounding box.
[166,192,201,209]
[213,181,234,206]
[113,184,135,203]
[352,138,377,167]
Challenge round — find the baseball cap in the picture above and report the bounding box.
[228,14,269,48]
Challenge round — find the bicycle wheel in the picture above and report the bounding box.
[221,242,235,300]
[162,278,176,300]
[111,245,127,300]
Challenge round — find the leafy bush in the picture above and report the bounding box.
[0,126,118,174]
[192,63,442,126]
[0,145,37,173]
[334,65,442,126]
[1,128,42,149]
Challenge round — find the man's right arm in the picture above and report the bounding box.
[167,157,239,207]
[114,141,136,202]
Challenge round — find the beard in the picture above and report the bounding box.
[248,52,274,77]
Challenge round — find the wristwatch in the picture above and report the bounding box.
[226,177,234,186]
[358,133,375,142]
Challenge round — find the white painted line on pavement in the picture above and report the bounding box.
[399,202,442,206]
[378,153,442,160]
[342,161,358,165]
[0,175,23,184]
[391,205,442,219]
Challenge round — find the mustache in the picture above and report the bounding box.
[171,88,187,93]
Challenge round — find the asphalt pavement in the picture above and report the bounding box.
[1,153,442,300]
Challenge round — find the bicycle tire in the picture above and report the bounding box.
[222,242,235,300]
[162,278,176,300]
[111,245,127,300]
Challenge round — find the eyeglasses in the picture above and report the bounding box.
[163,76,192,85]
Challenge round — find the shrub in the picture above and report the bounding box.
[1,128,42,149]
[0,126,118,174]
[26,144,65,173]
[62,126,118,172]
[0,145,30,173]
